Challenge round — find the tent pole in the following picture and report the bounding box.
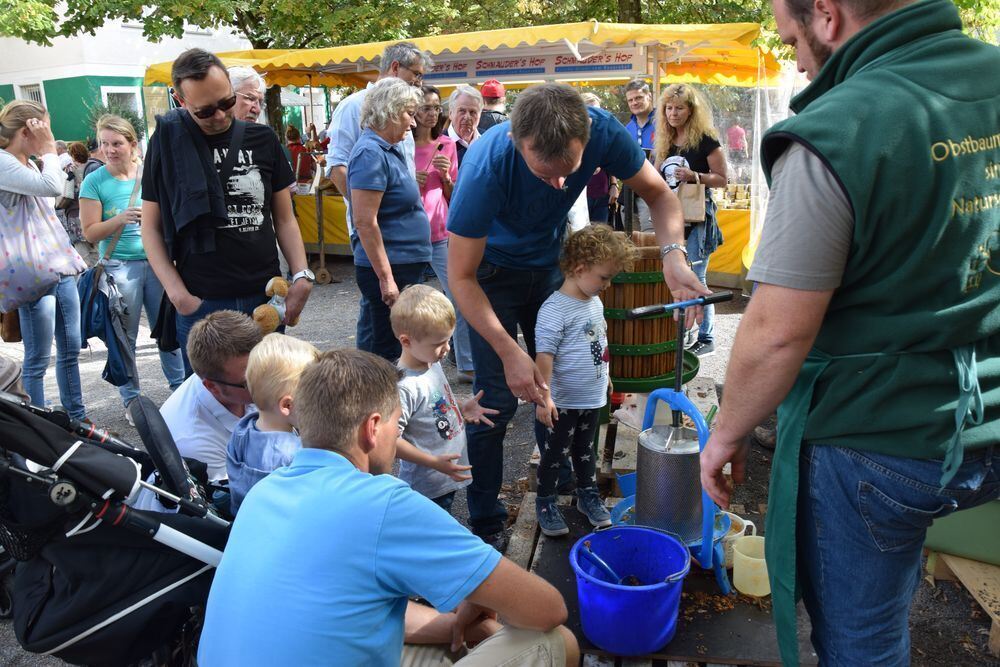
[652,44,662,103]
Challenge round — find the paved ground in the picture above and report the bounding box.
[0,257,993,665]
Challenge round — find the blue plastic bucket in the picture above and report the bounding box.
[570,526,690,655]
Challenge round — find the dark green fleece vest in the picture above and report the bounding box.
[763,0,999,459]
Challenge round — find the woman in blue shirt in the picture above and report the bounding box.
[80,115,184,416]
[348,78,432,361]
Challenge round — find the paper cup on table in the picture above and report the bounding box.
[733,535,770,597]
[722,512,756,569]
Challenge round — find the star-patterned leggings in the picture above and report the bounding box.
[537,407,601,498]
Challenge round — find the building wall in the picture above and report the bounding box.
[43,75,144,140]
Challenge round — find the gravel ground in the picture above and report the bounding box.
[0,259,993,665]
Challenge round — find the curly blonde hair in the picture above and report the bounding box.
[559,224,635,275]
[653,84,719,165]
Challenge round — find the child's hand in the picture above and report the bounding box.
[461,390,498,427]
[433,454,472,482]
[536,399,558,428]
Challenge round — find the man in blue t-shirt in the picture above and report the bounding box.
[623,79,656,230]
[446,83,708,546]
[198,348,578,667]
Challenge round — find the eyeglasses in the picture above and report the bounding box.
[188,93,238,119]
[399,64,424,84]
[418,105,442,114]
[236,91,264,107]
[208,377,248,390]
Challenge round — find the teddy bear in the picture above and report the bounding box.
[252,277,300,333]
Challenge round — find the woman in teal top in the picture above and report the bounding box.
[80,114,183,415]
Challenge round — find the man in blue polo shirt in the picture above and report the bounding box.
[198,349,578,666]
[447,83,708,548]
[623,79,656,231]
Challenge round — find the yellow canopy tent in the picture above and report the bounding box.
[255,21,780,89]
[143,49,367,87]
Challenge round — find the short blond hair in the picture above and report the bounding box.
[245,333,319,411]
[187,310,263,379]
[390,284,455,340]
[296,349,401,453]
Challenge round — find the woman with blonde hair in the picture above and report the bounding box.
[0,100,87,419]
[653,84,728,357]
[79,114,184,417]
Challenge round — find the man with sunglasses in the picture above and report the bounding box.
[160,310,262,484]
[141,48,313,375]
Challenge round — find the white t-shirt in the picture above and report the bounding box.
[160,374,243,482]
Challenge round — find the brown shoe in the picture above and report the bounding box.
[751,424,776,450]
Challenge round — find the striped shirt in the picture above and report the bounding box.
[535,291,609,410]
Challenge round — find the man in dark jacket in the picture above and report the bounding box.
[141,48,313,374]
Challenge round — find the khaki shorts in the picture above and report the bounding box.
[400,626,566,667]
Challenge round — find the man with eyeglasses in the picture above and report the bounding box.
[229,66,266,124]
[323,42,432,351]
[141,48,313,375]
[622,79,656,230]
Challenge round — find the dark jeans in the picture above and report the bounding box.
[466,261,562,536]
[798,444,998,664]
[537,408,600,497]
[431,490,456,513]
[175,294,269,377]
[587,195,610,224]
[355,262,427,362]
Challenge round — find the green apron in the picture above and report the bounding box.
[766,346,983,665]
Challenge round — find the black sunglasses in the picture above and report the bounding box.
[208,377,248,390]
[184,93,238,119]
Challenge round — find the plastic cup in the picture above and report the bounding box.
[733,535,769,597]
[721,511,757,569]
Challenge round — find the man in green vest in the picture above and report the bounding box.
[699,0,999,664]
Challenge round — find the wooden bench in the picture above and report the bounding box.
[925,550,1000,657]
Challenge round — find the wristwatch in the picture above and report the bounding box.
[291,269,316,284]
[660,243,690,264]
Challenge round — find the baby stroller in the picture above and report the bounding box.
[0,389,230,666]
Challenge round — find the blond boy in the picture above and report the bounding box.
[390,285,497,512]
[226,333,319,514]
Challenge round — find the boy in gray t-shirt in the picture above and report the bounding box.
[391,285,498,512]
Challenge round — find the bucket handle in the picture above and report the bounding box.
[643,527,692,584]
[642,389,715,571]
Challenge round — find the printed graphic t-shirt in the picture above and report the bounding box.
[149,122,295,298]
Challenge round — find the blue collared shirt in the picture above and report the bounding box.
[447,107,646,269]
[347,128,431,267]
[198,448,502,666]
[624,110,656,151]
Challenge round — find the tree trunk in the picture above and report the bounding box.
[617,0,642,23]
[265,85,284,136]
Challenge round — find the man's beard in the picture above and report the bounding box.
[804,22,833,72]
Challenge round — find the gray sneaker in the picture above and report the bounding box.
[576,488,612,528]
[536,495,569,537]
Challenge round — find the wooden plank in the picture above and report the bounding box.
[938,553,1000,657]
[924,550,957,583]
[506,492,539,570]
[528,444,540,492]
[610,423,639,491]
[581,655,615,667]
[620,659,654,666]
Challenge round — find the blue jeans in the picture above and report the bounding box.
[429,239,474,373]
[355,262,427,362]
[105,260,184,406]
[18,275,86,420]
[687,222,714,344]
[466,261,562,536]
[176,294,269,376]
[797,444,999,665]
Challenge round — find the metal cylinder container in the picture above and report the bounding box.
[635,424,703,542]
